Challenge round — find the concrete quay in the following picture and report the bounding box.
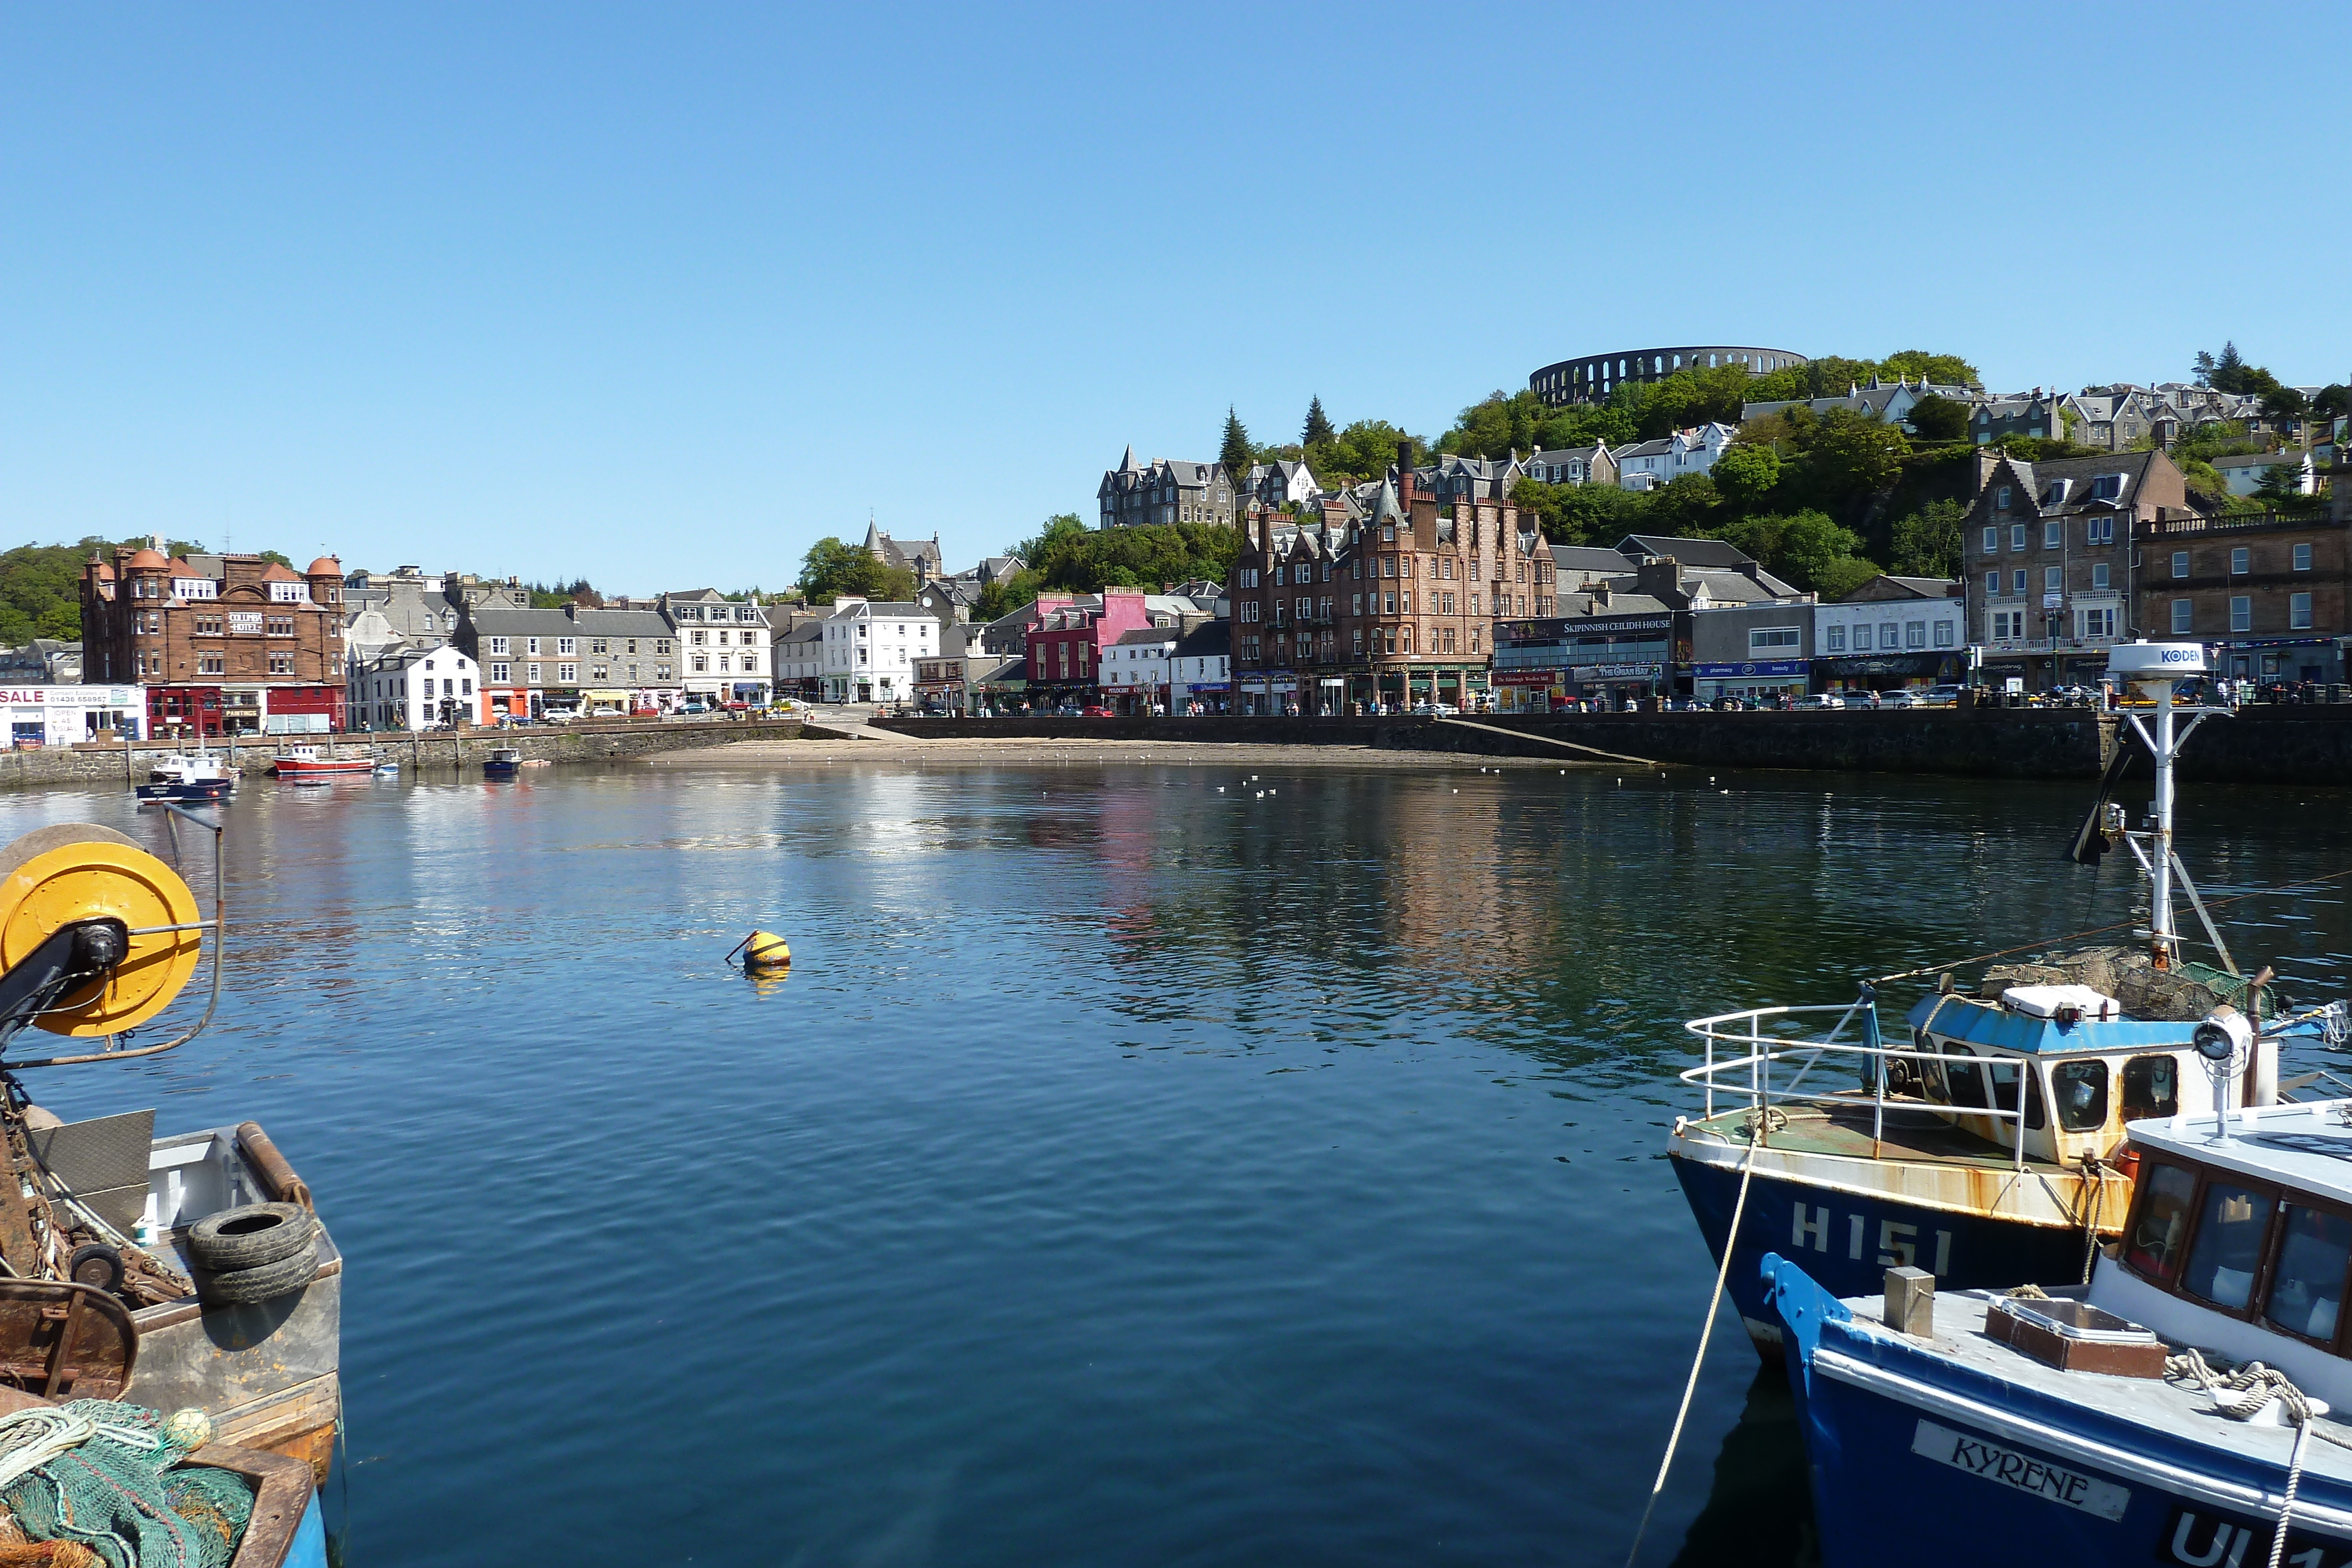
[0,716,805,790]
[864,709,2352,784]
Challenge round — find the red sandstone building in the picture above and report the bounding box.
[81,544,348,737]
[1230,452,1555,714]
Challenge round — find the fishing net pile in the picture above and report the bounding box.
[0,1403,250,1568]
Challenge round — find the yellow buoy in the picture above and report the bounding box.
[738,931,791,969]
[0,827,202,1037]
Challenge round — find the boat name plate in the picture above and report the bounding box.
[1910,1418,2130,1520]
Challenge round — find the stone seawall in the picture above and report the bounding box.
[0,717,805,790]
[870,709,2352,784]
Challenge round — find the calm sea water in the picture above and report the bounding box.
[7,756,2352,1567]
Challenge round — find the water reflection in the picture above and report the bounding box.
[1667,1366,1818,1568]
[0,761,2346,1567]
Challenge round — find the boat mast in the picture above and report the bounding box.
[2108,641,2213,971]
[2150,673,2176,965]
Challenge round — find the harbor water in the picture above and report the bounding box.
[7,758,2352,1567]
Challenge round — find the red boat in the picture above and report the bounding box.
[268,745,375,778]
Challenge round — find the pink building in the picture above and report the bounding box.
[1025,591,1154,706]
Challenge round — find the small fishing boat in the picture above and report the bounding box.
[370,761,400,777]
[1770,1072,2352,1568]
[0,815,342,1555]
[135,753,236,803]
[266,745,373,780]
[1670,642,2342,1353]
[480,747,522,780]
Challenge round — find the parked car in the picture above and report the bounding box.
[1790,694,1846,711]
[1922,684,1967,707]
[1877,689,1923,708]
[1080,704,1114,717]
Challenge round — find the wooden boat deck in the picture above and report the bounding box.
[1688,1094,2068,1175]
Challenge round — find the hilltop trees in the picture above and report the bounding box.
[1302,396,1334,448]
[799,537,916,606]
[1220,409,1252,477]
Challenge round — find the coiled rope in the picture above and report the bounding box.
[0,1408,96,1492]
[1624,1119,1763,1567]
[2166,1348,2352,1568]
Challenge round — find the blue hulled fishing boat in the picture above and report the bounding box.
[1770,1082,2352,1568]
[1669,641,2344,1352]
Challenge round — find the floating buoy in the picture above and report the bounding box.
[730,931,791,970]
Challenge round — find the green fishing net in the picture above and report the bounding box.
[0,1400,253,1568]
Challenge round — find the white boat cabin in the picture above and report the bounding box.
[2093,1101,2352,1412]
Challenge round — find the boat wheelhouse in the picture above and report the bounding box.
[480,746,522,779]
[1669,641,2327,1352]
[1769,1093,2352,1568]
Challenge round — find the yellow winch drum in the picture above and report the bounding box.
[0,824,202,1037]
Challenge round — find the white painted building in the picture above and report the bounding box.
[820,598,937,703]
[1813,577,1965,692]
[2213,450,2316,498]
[1614,424,1740,491]
[662,590,772,706]
[348,646,484,731]
[0,684,146,748]
[1103,626,1177,713]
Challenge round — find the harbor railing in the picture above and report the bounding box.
[1681,1003,2033,1172]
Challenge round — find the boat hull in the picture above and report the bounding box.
[1769,1255,2352,1568]
[135,780,234,801]
[269,760,373,778]
[1672,1146,2100,1353]
[480,762,519,778]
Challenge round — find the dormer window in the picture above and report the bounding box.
[2042,480,2070,504]
[2088,474,2125,501]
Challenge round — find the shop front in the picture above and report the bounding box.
[1568,659,1668,708]
[1,686,147,747]
[731,678,770,708]
[2215,636,2342,687]
[582,688,632,718]
[1238,670,1297,716]
[1810,651,1962,695]
[1185,680,1230,716]
[1692,659,1809,704]
[1492,668,1563,713]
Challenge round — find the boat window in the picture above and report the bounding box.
[2121,1056,2179,1122]
[2182,1180,2273,1310]
[2125,1161,2199,1283]
[1914,1031,1949,1103]
[2260,1205,2352,1346]
[1943,1045,1986,1109]
[1984,1057,2045,1129]
[2052,1061,2109,1132]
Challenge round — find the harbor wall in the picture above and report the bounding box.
[870,709,2352,784]
[0,717,806,791]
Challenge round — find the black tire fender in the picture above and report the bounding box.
[196,1239,320,1307]
[188,1202,316,1272]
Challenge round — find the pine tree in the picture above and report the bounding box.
[1220,407,1252,475]
[1302,396,1335,447]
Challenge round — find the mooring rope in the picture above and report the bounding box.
[1624,1122,1762,1567]
[2166,1348,2350,1568]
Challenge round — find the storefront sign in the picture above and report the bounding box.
[1570,662,1664,681]
[1494,669,1559,687]
[1692,661,1807,679]
[1814,654,1950,676]
[1187,682,1230,693]
[228,611,263,636]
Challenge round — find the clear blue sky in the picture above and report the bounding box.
[5,4,2343,591]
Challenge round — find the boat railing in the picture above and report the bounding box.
[1682,1004,2033,1172]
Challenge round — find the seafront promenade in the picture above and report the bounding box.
[808,706,2352,784]
[0,715,806,788]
